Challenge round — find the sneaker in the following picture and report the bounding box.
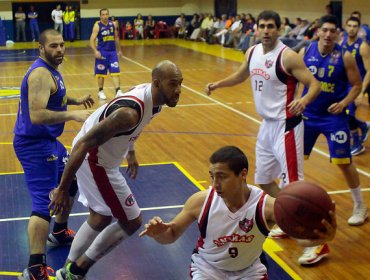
[268,226,289,239]
[351,144,365,156]
[298,244,330,265]
[18,264,54,280]
[115,90,124,98]
[98,91,107,100]
[56,263,85,280]
[348,204,368,226]
[47,228,75,247]
[360,122,370,143]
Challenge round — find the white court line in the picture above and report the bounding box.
[122,55,370,179]
[0,205,184,223]
[328,188,370,195]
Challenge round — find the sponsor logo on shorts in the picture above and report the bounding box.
[125,194,135,206]
[330,131,348,144]
[110,62,119,68]
[97,64,105,70]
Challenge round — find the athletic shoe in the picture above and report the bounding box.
[47,228,75,247]
[56,263,85,280]
[18,264,54,280]
[350,144,365,156]
[298,244,330,265]
[360,122,370,143]
[268,226,289,239]
[98,91,107,100]
[115,90,124,97]
[348,204,368,226]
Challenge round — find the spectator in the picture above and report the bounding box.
[145,15,155,39]
[52,4,63,34]
[15,6,26,42]
[173,13,186,38]
[68,5,76,42]
[125,20,134,39]
[134,13,144,39]
[28,5,40,42]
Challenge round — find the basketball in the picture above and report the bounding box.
[274,181,334,239]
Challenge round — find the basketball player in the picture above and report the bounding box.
[140,146,336,279]
[299,14,368,265]
[90,8,123,100]
[49,60,183,280]
[341,16,370,156]
[205,11,320,206]
[13,29,94,280]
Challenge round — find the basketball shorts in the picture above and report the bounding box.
[94,50,120,76]
[190,254,268,280]
[77,159,140,221]
[347,102,356,117]
[13,136,69,216]
[254,117,304,187]
[304,114,351,164]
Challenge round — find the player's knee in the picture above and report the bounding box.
[88,210,113,231]
[119,214,142,236]
[31,211,52,223]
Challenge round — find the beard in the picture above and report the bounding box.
[44,51,64,66]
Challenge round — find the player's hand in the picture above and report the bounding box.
[205,83,217,96]
[95,50,103,59]
[328,102,345,114]
[73,110,91,122]
[78,94,95,109]
[288,99,306,116]
[297,203,337,247]
[139,216,175,237]
[126,150,139,179]
[48,187,70,216]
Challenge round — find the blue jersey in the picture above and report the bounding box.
[14,58,67,138]
[341,37,365,79]
[302,41,348,117]
[96,20,116,52]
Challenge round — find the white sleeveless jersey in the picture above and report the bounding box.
[72,83,161,168]
[248,41,299,120]
[195,185,270,271]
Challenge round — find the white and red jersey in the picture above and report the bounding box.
[195,185,270,272]
[248,41,298,120]
[72,83,161,169]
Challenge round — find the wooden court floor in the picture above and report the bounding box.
[0,38,369,279]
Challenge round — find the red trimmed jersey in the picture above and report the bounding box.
[72,83,161,168]
[248,41,299,120]
[195,185,270,271]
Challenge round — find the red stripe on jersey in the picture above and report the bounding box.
[284,129,299,182]
[255,192,269,235]
[87,147,129,222]
[198,188,215,233]
[247,45,257,70]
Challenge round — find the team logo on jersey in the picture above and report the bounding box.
[125,194,135,206]
[354,43,359,48]
[318,67,325,78]
[101,30,109,36]
[307,56,318,62]
[46,154,58,162]
[97,64,105,70]
[264,59,274,68]
[239,218,253,233]
[308,66,317,75]
[330,131,348,144]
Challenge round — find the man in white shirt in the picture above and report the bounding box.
[52,4,63,34]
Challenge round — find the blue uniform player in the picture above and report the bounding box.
[89,8,123,100]
[299,15,368,265]
[341,16,370,156]
[14,29,94,280]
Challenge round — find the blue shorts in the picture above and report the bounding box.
[94,50,120,76]
[347,102,356,117]
[303,114,351,164]
[13,136,69,216]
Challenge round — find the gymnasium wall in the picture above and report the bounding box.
[0,0,369,41]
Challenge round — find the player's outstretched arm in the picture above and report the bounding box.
[140,191,206,244]
[204,47,251,96]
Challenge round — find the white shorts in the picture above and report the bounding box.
[254,118,304,187]
[77,159,140,221]
[190,254,267,280]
